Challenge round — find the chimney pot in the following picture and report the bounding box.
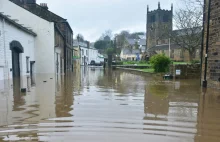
[40,3,48,10]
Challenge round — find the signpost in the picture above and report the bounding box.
[176,70,181,75]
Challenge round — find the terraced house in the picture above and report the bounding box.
[10,0,74,73]
[202,0,220,89]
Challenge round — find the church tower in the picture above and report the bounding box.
[146,2,173,49]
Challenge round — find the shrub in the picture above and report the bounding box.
[139,60,147,64]
[113,61,123,65]
[150,54,171,73]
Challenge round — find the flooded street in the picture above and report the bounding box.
[0,68,220,142]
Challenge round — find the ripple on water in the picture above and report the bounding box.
[0,69,220,142]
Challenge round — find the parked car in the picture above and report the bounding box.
[89,60,102,66]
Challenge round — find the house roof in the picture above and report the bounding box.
[139,39,146,46]
[73,40,88,48]
[0,13,37,36]
[172,27,202,36]
[138,35,146,39]
[125,38,146,46]
[126,38,136,45]
[10,1,73,33]
[122,48,141,55]
[148,44,181,51]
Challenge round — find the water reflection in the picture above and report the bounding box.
[55,73,74,118]
[0,68,219,142]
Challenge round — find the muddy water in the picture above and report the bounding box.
[0,68,220,142]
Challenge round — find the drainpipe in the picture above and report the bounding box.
[200,0,206,86]
[203,0,211,88]
[2,18,7,78]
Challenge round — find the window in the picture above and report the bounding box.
[163,15,169,22]
[151,15,155,23]
[171,50,174,58]
[180,49,184,58]
[82,49,84,56]
[26,56,30,73]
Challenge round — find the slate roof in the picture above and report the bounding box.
[139,39,146,46]
[122,48,141,55]
[138,35,146,39]
[148,44,181,51]
[73,40,87,48]
[0,13,37,36]
[126,38,146,46]
[172,27,202,36]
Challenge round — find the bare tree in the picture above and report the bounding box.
[100,30,113,40]
[115,30,130,49]
[76,34,84,42]
[171,0,203,61]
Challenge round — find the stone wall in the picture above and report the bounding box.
[202,0,220,89]
[170,64,201,79]
[156,48,200,62]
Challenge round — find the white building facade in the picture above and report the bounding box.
[88,48,104,65]
[80,46,89,66]
[73,41,89,66]
[0,13,36,91]
[0,0,55,74]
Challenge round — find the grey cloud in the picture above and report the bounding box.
[37,0,177,41]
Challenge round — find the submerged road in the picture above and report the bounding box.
[0,68,220,142]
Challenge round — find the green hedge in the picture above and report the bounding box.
[150,54,171,73]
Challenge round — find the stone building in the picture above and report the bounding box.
[201,0,220,89]
[147,2,173,49]
[10,0,73,73]
[148,44,201,62]
[146,3,201,62]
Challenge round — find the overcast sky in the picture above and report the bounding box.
[37,0,179,42]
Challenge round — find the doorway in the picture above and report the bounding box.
[12,49,21,93]
[10,41,24,92]
[30,61,35,86]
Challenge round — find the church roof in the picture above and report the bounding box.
[148,44,181,51]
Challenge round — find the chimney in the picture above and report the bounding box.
[40,3,48,10]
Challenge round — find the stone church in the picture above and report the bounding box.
[146,2,201,62]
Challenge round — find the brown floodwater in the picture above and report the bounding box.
[0,67,220,142]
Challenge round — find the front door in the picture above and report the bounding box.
[84,56,86,66]
[30,61,35,86]
[12,50,20,92]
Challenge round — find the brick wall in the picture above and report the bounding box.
[202,0,220,89]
